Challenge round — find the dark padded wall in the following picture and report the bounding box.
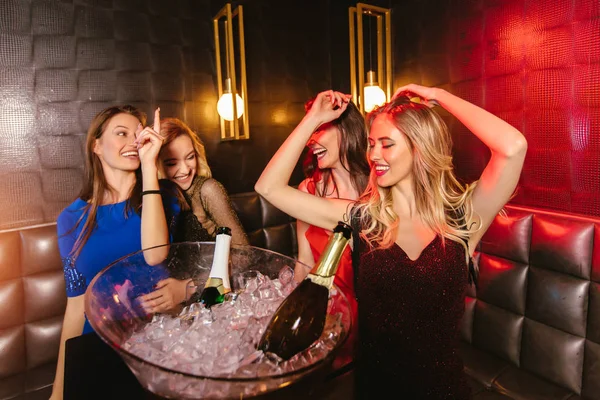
[0,0,334,230]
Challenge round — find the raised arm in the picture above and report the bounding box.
[136,108,170,264]
[396,84,527,247]
[199,178,249,246]
[255,90,353,230]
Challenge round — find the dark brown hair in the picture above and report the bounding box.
[303,99,370,197]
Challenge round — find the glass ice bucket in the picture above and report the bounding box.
[84,242,352,399]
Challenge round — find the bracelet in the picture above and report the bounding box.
[141,190,161,197]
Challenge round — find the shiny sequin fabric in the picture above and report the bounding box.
[355,235,471,399]
[62,256,86,295]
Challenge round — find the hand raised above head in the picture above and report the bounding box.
[135,108,164,170]
[393,84,439,108]
[306,90,352,127]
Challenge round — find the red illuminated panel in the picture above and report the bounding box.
[525,69,573,109]
[571,108,600,151]
[574,19,600,64]
[513,186,571,211]
[524,109,571,149]
[485,74,524,113]
[574,64,600,107]
[571,193,600,217]
[450,15,484,48]
[452,123,491,183]
[574,0,600,21]
[484,0,524,41]
[449,45,484,83]
[452,79,485,106]
[485,38,524,77]
[521,148,571,190]
[524,0,573,30]
[571,150,600,193]
[524,26,574,70]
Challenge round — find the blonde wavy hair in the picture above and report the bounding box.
[159,118,212,179]
[355,92,478,260]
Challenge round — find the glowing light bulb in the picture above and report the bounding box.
[363,70,387,112]
[363,85,386,112]
[217,78,244,121]
[217,92,244,121]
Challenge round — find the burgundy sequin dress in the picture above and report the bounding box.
[354,234,471,399]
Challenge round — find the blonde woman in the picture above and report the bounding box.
[255,85,527,399]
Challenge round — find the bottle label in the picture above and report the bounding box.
[209,231,232,290]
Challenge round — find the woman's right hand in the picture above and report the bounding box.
[135,108,164,172]
[305,90,351,127]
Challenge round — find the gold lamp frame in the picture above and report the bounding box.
[213,3,249,140]
[349,3,392,114]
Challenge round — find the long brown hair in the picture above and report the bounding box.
[302,99,370,197]
[159,118,211,179]
[71,105,147,259]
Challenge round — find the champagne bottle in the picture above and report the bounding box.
[257,221,352,360]
[197,226,232,308]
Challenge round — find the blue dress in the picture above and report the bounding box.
[57,196,180,334]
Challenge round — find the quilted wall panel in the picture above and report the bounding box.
[392,0,600,217]
[0,0,334,229]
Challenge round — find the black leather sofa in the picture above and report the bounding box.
[461,204,600,400]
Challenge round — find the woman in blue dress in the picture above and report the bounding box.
[50,106,178,400]
[256,85,527,399]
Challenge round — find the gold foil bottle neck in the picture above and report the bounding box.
[306,222,352,289]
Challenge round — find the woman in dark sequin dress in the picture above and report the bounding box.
[255,85,527,399]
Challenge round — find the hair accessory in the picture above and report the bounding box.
[141,190,161,197]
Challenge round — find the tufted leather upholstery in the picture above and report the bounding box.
[229,191,297,258]
[0,223,65,400]
[0,191,297,400]
[2,198,597,400]
[462,205,600,400]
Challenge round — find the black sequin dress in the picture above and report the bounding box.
[354,235,471,399]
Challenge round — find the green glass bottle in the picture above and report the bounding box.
[257,221,352,360]
[198,226,232,308]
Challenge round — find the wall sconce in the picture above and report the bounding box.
[349,3,392,114]
[213,3,249,140]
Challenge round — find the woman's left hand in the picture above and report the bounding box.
[138,278,190,314]
[135,108,164,170]
[393,83,439,107]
